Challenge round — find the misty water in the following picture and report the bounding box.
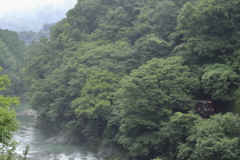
[13,105,104,160]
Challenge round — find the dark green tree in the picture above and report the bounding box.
[71,70,123,145]
[201,63,240,101]
[0,67,19,146]
[0,29,26,96]
[176,0,240,65]
[116,56,199,157]
[153,112,200,159]
[178,112,240,160]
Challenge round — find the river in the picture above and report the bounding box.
[13,105,105,160]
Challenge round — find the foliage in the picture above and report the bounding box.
[153,112,200,159]
[177,0,240,64]
[116,56,199,157]
[0,67,20,159]
[0,29,26,97]
[20,0,240,159]
[201,63,240,101]
[71,70,123,145]
[23,37,58,88]
[72,70,122,119]
[178,112,240,160]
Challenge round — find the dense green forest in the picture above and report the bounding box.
[2,0,240,159]
[0,29,26,97]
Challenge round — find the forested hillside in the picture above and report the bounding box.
[0,29,26,97]
[22,0,240,159]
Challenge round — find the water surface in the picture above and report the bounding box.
[14,105,104,160]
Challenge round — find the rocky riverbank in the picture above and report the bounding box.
[16,108,129,160]
[44,130,73,145]
[97,146,130,160]
[44,131,130,160]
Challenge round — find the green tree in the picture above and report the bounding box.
[0,40,16,71]
[149,0,179,40]
[176,0,240,65]
[70,40,132,73]
[0,29,26,97]
[0,67,19,147]
[153,112,200,159]
[116,56,199,157]
[0,29,26,67]
[201,63,240,101]
[0,39,21,96]
[23,37,58,88]
[178,112,240,160]
[92,6,132,42]
[128,34,171,67]
[71,70,123,145]
[28,63,87,133]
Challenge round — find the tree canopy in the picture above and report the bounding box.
[178,112,240,160]
[19,0,240,159]
[0,67,19,146]
[0,29,26,97]
[116,56,199,157]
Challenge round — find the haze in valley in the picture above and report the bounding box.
[0,0,77,31]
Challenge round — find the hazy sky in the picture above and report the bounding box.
[0,0,77,31]
[0,0,77,17]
